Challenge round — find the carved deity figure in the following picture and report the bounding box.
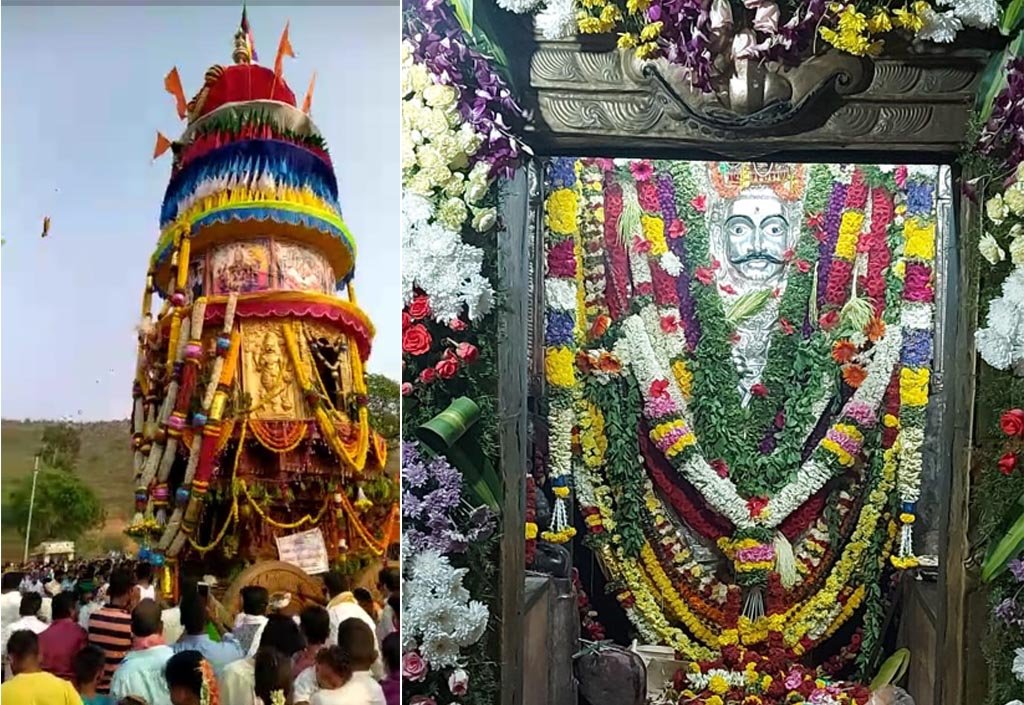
[252,331,294,414]
[705,164,806,405]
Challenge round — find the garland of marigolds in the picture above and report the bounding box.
[542,158,939,678]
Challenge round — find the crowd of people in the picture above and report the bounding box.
[0,558,401,705]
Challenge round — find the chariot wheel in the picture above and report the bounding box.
[222,561,325,620]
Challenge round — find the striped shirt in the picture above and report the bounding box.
[87,605,133,693]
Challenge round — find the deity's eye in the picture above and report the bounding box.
[725,217,753,239]
[761,216,788,238]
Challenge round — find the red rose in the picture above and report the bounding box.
[998,452,1018,476]
[1000,408,1024,437]
[419,367,437,384]
[436,356,459,379]
[819,310,840,330]
[650,379,669,398]
[402,311,411,330]
[401,382,413,396]
[408,295,431,320]
[751,383,769,398]
[450,318,467,331]
[402,324,433,356]
[660,314,679,333]
[455,342,479,363]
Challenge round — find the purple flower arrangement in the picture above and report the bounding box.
[545,311,575,345]
[402,441,496,554]
[648,0,715,93]
[900,328,933,367]
[406,0,528,178]
[978,57,1024,176]
[817,183,848,310]
[906,181,935,215]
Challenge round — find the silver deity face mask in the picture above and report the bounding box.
[723,193,791,283]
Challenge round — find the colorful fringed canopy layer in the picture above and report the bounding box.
[128,19,396,586]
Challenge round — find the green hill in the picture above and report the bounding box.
[1,419,135,561]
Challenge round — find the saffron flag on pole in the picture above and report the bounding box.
[274,21,295,81]
[164,68,187,120]
[241,3,258,62]
[153,132,172,160]
[301,71,317,113]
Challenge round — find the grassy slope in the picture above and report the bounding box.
[1,420,134,561]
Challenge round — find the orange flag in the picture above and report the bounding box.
[301,71,317,113]
[153,132,172,160]
[164,68,187,120]
[274,21,295,80]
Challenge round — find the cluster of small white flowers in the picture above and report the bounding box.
[535,0,577,39]
[402,206,494,323]
[402,547,490,669]
[685,669,747,690]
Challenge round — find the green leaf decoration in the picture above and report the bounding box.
[981,501,1024,583]
[618,180,642,246]
[1002,2,1024,35]
[724,289,773,327]
[451,0,474,35]
[838,294,874,336]
[976,33,1024,123]
[870,648,911,689]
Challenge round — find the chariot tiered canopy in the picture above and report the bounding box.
[128,13,396,592]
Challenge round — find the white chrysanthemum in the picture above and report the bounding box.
[496,0,544,12]
[546,279,578,311]
[402,206,494,323]
[979,233,1007,264]
[976,268,1024,371]
[988,193,1010,224]
[939,0,1000,28]
[403,549,490,669]
[1014,647,1024,682]
[536,0,576,39]
[917,7,962,42]
[402,192,434,225]
[660,251,683,276]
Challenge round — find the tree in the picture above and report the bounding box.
[39,423,81,472]
[2,469,105,543]
[365,373,400,442]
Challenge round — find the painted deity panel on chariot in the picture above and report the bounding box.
[240,318,311,420]
[274,240,335,293]
[210,239,272,294]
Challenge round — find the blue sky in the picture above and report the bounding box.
[1,4,399,421]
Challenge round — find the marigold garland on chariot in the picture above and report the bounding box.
[542,157,939,702]
[125,17,398,596]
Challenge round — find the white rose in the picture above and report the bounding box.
[464,180,489,204]
[471,207,497,232]
[987,193,1009,224]
[979,233,1006,265]
[1005,183,1024,216]
[1011,233,1024,266]
[423,83,458,108]
[408,64,430,92]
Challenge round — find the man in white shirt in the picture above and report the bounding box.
[0,572,25,632]
[231,585,269,657]
[298,619,385,705]
[1,592,49,680]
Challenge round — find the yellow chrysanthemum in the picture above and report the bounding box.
[617,32,638,48]
[640,21,663,41]
[835,211,864,259]
[708,674,730,695]
[635,42,659,59]
[577,16,604,33]
[545,346,576,387]
[904,218,936,260]
[599,4,622,24]
[892,5,924,31]
[867,10,892,33]
[545,188,579,235]
[900,367,930,406]
[641,214,668,255]
[672,360,693,398]
[626,0,651,13]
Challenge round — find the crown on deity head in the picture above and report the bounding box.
[707,162,807,202]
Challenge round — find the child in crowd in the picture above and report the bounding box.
[73,645,115,705]
[311,619,384,705]
[164,649,219,705]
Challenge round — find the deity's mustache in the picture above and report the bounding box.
[730,251,785,265]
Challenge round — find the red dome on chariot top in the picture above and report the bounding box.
[189,64,297,122]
